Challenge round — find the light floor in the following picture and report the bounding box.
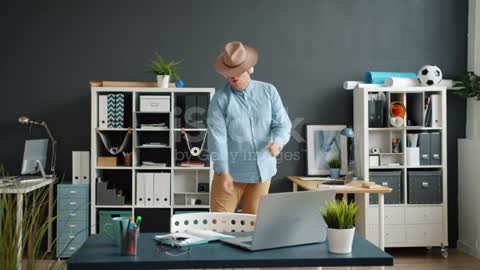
[28,248,480,270]
[324,248,480,270]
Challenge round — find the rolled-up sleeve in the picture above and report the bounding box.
[270,85,292,148]
[207,95,229,174]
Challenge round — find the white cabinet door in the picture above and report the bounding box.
[368,206,405,225]
[367,225,406,246]
[406,224,443,244]
[406,206,442,224]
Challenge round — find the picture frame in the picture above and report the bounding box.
[306,125,348,176]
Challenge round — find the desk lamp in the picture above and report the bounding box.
[18,116,57,178]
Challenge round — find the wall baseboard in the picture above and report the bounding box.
[457,240,480,259]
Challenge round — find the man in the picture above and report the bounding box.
[208,41,292,214]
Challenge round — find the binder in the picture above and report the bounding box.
[98,95,108,128]
[430,132,442,165]
[107,94,117,128]
[419,132,431,165]
[185,95,197,128]
[72,152,81,184]
[368,95,376,127]
[154,173,171,206]
[430,94,442,127]
[136,173,146,206]
[196,95,209,128]
[145,173,154,206]
[80,151,90,184]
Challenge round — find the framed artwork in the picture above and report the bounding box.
[306,125,348,176]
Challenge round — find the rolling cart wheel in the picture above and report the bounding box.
[440,243,448,259]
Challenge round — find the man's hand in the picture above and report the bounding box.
[267,141,281,157]
[219,171,235,195]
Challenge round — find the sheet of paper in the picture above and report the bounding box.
[299,177,333,181]
[187,229,234,241]
[317,184,356,189]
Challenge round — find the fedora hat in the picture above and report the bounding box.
[214,41,258,77]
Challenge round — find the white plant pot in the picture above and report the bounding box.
[327,227,355,254]
[157,75,170,88]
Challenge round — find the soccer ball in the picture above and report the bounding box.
[417,65,442,86]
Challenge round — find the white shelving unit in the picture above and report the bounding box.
[90,84,214,234]
[353,86,448,253]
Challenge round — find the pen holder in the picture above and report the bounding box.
[120,227,139,256]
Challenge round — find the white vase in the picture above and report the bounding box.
[327,227,355,254]
[157,75,170,88]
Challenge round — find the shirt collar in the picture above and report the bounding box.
[230,80,254,95]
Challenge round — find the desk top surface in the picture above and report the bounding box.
[288,176,392,194]
[0,178,55,194]
[68,233,393,270]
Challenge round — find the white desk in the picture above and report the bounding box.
[0,178,56,270]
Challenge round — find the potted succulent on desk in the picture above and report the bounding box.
[327,158,341,179]
[145,52,181,88]
[321,198,358,254]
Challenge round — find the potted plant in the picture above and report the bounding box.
[327,158,341,178]
[453,71,480,100]
[321,198,358,254]
[145,52,181,88]
[453,72,480,140]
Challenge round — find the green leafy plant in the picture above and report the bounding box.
[453,72,480,100]
[145,52,181,80]
[0,165,65,270]
[327,158,341,169]
[321,199,358,229]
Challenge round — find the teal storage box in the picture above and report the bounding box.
[98,210,132,234]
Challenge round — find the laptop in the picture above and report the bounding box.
[0,139,48,187]
[221,190,335,251]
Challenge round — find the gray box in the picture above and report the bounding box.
[408,170,442,204]
[369,170,402,204]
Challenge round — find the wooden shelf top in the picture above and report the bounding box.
[287,176,392,194]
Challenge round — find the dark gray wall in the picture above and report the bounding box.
[1,0,468,246]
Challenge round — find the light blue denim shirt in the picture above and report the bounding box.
[207,80,292,183]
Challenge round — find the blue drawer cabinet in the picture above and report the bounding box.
[56,184,89,258]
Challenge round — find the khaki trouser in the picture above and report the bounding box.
[210,174,271,214]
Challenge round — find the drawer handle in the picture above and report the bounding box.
[432,154,440,160]
[421,182,429,188]
[422,154,429,160]
[69,235,76,240]
[381,182,388,186]
[150,103,160,107]
[69,201,77,206]
[68,247,77,251]
[69,213,77,217]
[69,190,78,194]
[69,224,77,228]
